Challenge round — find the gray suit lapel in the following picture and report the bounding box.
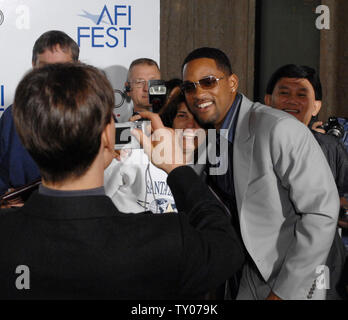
[233,95,255,214]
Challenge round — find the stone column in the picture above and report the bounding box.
[320,0,348,119]
[160,0,256,98]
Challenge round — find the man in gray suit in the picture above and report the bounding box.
[181,47,339,300]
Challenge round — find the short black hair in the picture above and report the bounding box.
[266,64,322,100]
[13,63,114,183]
[181,47,232,75]
[32,30,79,65]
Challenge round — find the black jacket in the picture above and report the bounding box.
[312,131,348,299]
[313,131,348,196]
[0,166,244,299]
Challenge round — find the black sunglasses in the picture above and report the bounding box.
[181,76,224,94]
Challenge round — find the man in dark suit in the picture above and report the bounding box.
[0,63,244,299]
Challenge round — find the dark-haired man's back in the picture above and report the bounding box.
[0,167,244,299]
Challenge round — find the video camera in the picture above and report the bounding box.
[148,80,167,113]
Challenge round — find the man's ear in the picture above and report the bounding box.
[124,81,131,96]
[102,121,114,150]
[312,100,322,116]
[101,120,115,168]
[228,74,239,93]
[264,94,272,106]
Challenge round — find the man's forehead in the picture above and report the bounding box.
[183,58,222,80]
[276,77,313,91]
[40,44,70,56]
[34,46,74,68]
[129,64,160,79]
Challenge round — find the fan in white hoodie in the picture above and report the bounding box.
[104,148,176,214]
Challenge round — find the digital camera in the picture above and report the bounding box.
[115,120,151,149]
[321,117,345,138]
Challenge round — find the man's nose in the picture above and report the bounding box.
[286,93,298,104]
[193,84,209,99]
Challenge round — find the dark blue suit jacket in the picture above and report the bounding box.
[0,105,40,195]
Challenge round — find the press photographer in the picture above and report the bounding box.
[124,58,162,114]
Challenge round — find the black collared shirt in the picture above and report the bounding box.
[206,94,242,232]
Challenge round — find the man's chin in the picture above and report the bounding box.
[194,114,217,129]
[136,105,152,112]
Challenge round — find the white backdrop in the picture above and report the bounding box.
[0,0,160,121]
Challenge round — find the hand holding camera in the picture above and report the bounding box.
[315,116,345,138]
[131,111,186,174]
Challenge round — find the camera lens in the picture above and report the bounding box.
[327,127,344,138]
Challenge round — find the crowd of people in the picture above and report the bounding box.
[0,30,347,300]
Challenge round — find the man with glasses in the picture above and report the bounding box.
[181,47,339,300]
[125,58,161,113]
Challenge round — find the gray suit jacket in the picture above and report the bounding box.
[228,95,339,299]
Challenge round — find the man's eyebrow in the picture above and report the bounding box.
[278,85,289,90]
[298,87,309,92]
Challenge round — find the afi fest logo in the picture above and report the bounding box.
[77,5,132,48]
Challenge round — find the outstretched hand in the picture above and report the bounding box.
[131,111,187,174]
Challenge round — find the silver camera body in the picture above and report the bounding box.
[115,120,151,149]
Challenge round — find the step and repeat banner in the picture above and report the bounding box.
[0,0,160,121]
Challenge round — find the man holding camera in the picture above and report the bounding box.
[265,64,348,299]
[0,63,244,299]
[124,58,161,113]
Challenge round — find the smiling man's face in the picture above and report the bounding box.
[265,77,321,126]
[182,58,238,129]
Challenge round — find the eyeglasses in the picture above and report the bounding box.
[181,76,224,94]
[130,79,147,88]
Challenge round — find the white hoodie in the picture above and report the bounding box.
[104,149,177,214]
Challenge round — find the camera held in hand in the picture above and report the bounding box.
[148,80,167,113]
[321,117,345,138]
[115,120,151,150]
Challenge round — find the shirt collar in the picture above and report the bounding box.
[39,185,105,197]
[220,93,242,143]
